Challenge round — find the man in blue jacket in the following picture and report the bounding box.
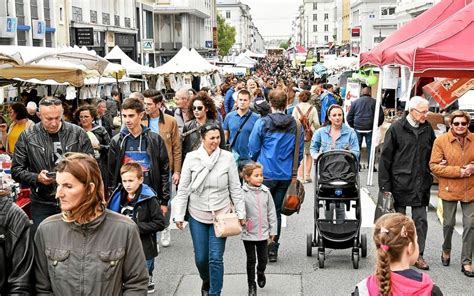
[249,89,304,262]
[347,87,384,168]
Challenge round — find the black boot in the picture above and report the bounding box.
[268,242,280,262]
[257,271,266,288]
[201,281,210,296]
[248,282,257,296]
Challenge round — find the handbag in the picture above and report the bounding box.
[281,119,305,216]
[213,204,242,238]
[374,191,395,223]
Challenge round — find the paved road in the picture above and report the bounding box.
[152,167,472,295]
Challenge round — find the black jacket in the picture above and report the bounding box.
[108,184,165,259]
[12,121,94,203]
[0,198,33,294]
[108,126,170,205]
[378,116,436,207]
[347,95,384,131]
[90,124,111,187]
[181,119,225,162]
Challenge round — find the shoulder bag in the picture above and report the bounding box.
[213,203,242,238]
[225,112,252,152]
[281,119,305,216]
[374,191,395,223]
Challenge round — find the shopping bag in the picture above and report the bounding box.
[374,191,395,223]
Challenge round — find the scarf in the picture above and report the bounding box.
[190,144,221,196]
[451,129,468,147]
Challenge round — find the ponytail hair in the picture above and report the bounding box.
[373,213,417,296]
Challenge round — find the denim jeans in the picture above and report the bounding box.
[188,215,227,296]
[31,200,61,237]
[146,258,154,276]
[355,130,372,163]
[263,179,292,242]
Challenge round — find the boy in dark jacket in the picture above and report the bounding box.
[108,162,165,294]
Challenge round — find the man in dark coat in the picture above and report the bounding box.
[378,96,436,270]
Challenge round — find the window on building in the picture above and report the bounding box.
[30,0,38,20]
[115,15,120,26]
[46,32,52,47]
[313,25,317,32]
[226,11,231,18]
[313,14,317,21]
[324,13,329,21]
[380,6,396,18]
[146,11,153,39]
[313,3,317,10]
[324,35,329,42]
[15,0,25,24]
[373,35,386,45]
[59,7,64,23]
[125,17,131,28]
[102,12,110,25]
[44,0,51,27]
[90,10,97,24]
[17,30,26,46]
[72,6,82,22]
[324,24,328,32]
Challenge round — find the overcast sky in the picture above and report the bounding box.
[240,0,299,39]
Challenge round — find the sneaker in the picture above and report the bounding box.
[414,256,429,270]
[161,228,171,247]
[147,276,155,294]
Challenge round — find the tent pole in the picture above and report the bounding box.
[367,66,384,186]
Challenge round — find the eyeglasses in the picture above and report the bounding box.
[39,97,62,107]
[193,106,204,111]
[452,121,468,127]
[413,108,429,115]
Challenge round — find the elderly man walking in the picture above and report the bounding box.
[378,96,436,270]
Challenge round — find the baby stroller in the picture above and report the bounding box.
[306,150,367,269]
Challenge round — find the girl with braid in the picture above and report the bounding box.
[353,213,443,296]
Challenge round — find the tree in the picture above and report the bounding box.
[279,41,289,50]
[217,13,236,56]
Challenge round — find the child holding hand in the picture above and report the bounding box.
[241,162,277,296]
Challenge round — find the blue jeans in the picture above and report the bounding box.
[356,130,372,163]
[146,258,154,276]
[188,215,227,296]
[263,179,292,242]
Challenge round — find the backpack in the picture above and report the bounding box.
[296,106,314,142]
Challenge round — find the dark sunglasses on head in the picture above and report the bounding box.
[452,121,468,127]
[39,97,62,107]
[193,106,204,111]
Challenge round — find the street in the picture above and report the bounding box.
[153,166,472,295]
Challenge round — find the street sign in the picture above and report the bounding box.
[142,39,154,52]
[0,17,17,38]
[205,41,213,48]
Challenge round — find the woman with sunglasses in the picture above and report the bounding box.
[430,110,474,277]
[310,104,359,222]
[172,123,246,296]
[34,153,148,295]
[182,91,226,161]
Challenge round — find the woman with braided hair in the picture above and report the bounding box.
[352,213,443,296]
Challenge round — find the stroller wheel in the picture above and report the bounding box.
[318,250,325,268]
[361,234,368,258]
[306,233,313,257]
[352,249,360,269]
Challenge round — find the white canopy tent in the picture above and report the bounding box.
[146,47,219,75]
[105,46,153,75]
[235,55,258,68]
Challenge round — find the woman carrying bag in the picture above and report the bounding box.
[172,123,246,296]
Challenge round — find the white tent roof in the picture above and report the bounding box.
[146,47,219,75]
[243,50,265,58]
[105,46,153,75]
[235,54,258,68]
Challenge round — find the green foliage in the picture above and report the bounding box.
[279,41,289,50]
[217,13,236,56]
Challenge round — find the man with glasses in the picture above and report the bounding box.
[12,97,94,235]
[379,96,436,270]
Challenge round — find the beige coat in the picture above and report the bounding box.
[429,131,474,202]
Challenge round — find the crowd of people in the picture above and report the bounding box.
[0,55,472,296]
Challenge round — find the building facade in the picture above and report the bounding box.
[395,0,440,28]
[0,0,57,47]
[302,0,337,48]
[216,0,263,54]
[350,0,398,55]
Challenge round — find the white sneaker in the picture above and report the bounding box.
[160,228,171,247]
[147,276,155,294]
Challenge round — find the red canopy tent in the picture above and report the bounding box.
[359,0,473,67]
[381,2,474,78]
